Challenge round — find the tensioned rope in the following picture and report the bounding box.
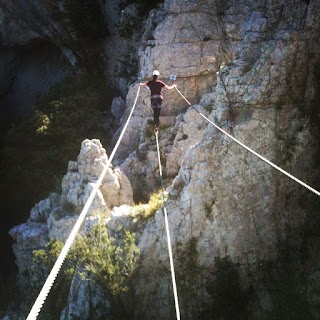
[155,130,181,320]
[26,85,141,320]
[175,87,320,197]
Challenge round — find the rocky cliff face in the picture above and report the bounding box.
[0,2,68,122]
[9,139,133,287]
[0,0,110,122]
[6,0,320,319]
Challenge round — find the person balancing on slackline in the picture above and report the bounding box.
[140,70,176,132]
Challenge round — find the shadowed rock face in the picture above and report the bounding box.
[114,1,320,318]
[4,0,320,319]
[0,40,66,122]
[0,2,70,122]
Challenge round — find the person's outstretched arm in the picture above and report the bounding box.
[164,84,177,90]
[140,82,148,87]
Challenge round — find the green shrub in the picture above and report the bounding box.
[75,224,140,296]
[32,223,139,318]
[31,239,75,319]
[132,190,165,220]
[176,237,203,319]
[159,123,171,131]
[0,73,111,218]
[204,104,213,113]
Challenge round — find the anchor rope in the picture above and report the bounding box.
[26,85,141,320]
[175,86,320,197]
[155,130,181,320]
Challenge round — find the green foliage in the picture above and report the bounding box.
[132,190,165,220]
[159,123,171,131]
[145,121,156,139]
[31,239,76,319]
[33,239,66,271]
[204,104,213,113]
[32,224,139,318]
[264,237,313,320]
[75,224,140,296]
[0,73,111,218]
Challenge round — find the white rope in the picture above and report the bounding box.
[155,131,181,320]
[175,87,320,197]
[26,85,141,320]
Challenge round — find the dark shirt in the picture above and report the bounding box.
[147,80,165,96]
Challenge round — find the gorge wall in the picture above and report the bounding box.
[3,0,320,319]
[0,3,68,122]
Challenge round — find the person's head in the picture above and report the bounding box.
[152,69,160,80]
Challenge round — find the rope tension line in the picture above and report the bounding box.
[27,81,319,320]
[175,87,320,198]
[155,130,181,320]
[26,85,141,320]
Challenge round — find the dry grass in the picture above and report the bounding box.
[131,190,165,220]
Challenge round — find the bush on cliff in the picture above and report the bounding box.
[0,73,112,219]
[32,223,139,319]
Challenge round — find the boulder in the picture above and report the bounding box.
[29,193,60,223]
[61,139,133,213]
[9,223,49,286]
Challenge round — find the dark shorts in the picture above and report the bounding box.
[151,96,163,109]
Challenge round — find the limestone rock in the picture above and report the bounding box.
[166,106,208,176]
[9,223,48,251]
[47,213,79,243]
[61,139,133,212]
[9,139,134,301]
[29,193,60,223]
[60,268,110,320]
[0,2,68,120]
[111,96,126,123]
[7,0,320,319]
[9,223,48,286]
[0,5,39,47]
[120,1,320,318]
[106,205,137,238]
[139,3,219,110]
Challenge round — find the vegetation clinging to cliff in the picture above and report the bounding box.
[57,0,108,72]
[0,73,112,219]
[32,223,139,319]
[131,190,165,220]
[118,0,164,39]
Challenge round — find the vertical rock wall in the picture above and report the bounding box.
[119,0,320,318]
[5,0,320,319]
